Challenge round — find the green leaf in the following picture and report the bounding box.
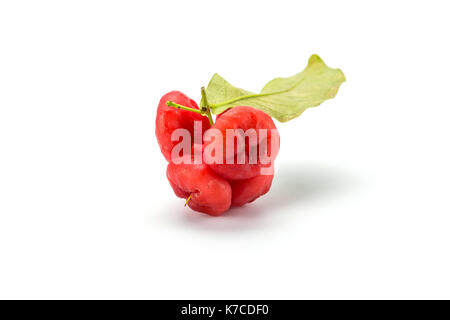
[205,54,346,122]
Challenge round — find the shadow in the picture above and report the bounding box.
[264,162,357,211]
[161,162,359,232]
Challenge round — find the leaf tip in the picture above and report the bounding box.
[308,54,324,65]
[310,54,346,83]
[338,68,346,82]
[206,73,221,90]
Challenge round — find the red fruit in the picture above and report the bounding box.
[166,157,232,216]
[156,91,211,161]
[230,174,274,207]
[204,106,279,180]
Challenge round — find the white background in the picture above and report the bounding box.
[1,1,449,299]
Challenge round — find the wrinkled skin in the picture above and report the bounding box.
[167,159,273,213]
[155,91,211,161]
[203,106,279,180]
[230,174,274,207]
[167,157,232,216]
[157,92,279,216]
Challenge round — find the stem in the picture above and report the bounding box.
[166,101,202,114]
[205,111,214,126]
[201,87,214,126]
[184,193,192,206]
[210,89,289,108]
[166,88,214,126]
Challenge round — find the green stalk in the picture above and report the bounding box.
[201,87,214,126]
[165,88,214,126]
[166,101,202,114]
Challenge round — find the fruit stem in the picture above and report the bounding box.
[184,193,192,206]
[166,91,214,126]
[166,101,202,114]
[201,87,214,126]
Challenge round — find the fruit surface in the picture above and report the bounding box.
[159,101,278,215]
[230,174,274,207]
[156,91,211,161]
[166,157,232,216]
[203,106,280,180]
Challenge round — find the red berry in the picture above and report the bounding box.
[230,174,274,207]
[204,106,279,180]
[155,91,211,161]
[166,157,232,216]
